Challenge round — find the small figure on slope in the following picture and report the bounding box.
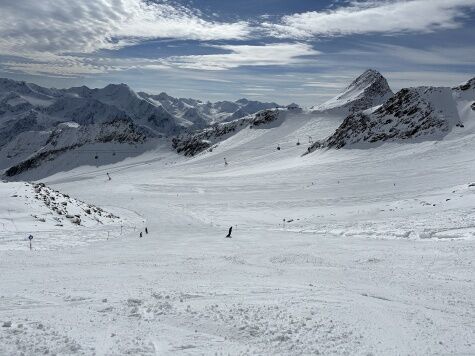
[139,232,143,238]
[225,226,232,238]
[224,158,228,166]
[145,227,148,234]
[28,234,33,250]
[107,173,111,181]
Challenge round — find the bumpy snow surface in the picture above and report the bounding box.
[0,104,474,355]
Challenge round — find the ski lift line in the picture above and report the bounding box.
[43,157,168,184]
[203,143,310,151]
[62,146,307,156]
[203,146,307,152]
[46,140,309,155]
[69,150,146,153]
[72,143,305,152]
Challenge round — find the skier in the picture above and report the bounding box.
[145,227,148,234]
[225,226,232,238]
[28,234,33,250]
[139,232,143,238]
[107,173,111,181]
[224,158,228,166]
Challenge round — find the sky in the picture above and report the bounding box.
[0,0,474,106]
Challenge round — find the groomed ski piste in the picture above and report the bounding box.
[1,106,475,354]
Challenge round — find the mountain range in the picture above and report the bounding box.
[0,78,279,176]
[1,69,473,179]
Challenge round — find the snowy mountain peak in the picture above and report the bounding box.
[312,69,393,114]
[348,69,387,90]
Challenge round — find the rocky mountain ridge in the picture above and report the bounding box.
[307,77,474,152]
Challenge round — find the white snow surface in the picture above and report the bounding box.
[0,106,474,355]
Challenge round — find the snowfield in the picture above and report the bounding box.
[1,71,475,355]
[1,106,474,355]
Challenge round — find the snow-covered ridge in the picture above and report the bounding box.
[312,69,394,115]
[4,119,146,177]
[0,78,279,137]
[307,81,472,151]
[0,77,281,140]
[172,109,284,156]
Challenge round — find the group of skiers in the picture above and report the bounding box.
[108,163,234,239]
[139,227,148,238]
[26,225,232,251]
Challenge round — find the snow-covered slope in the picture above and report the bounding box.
[3,119,147,178]
[312,69,394,115]
[1,88,474,354]
[1,68,475,355]
[308,78,473,150]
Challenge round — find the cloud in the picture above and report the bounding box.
[302,82,346,88]
[1,42,321,76]
[0,0,473,81]
[160,43,320,70]
[385,70,475,89]
[0,0,251,60]
[0,0,254,76]
[364,44,475,66]
[265,0,475,38]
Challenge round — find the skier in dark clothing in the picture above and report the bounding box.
[139,232,143,238]
[225,226,232,238]
[145,227,148,234]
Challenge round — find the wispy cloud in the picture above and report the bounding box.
[1,0,474,77]
[362,44,475,66]
[0,0,250,59]
[264,0,475,38]
[160,43,320,70]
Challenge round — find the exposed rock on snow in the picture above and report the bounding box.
[173,109,283,156]
[454,77,475,92]
[0,180,134,253]
[311,69,394,115]
[307,82,470,152]
[30,182,119,226]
